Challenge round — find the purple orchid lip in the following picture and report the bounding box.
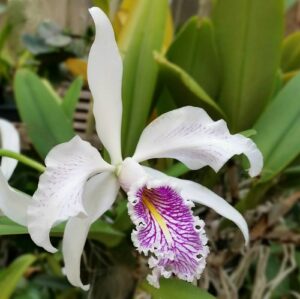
[127,181,209,287]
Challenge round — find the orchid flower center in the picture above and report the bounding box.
[117,158,174,244]
[141,189,173,245]
[117,157,146,192]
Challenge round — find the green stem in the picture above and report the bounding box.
[0,149,45,173]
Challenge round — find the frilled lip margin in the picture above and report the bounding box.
[127,179,209,287]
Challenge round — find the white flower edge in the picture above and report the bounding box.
[0,170,31,226]
[0,119,20,180]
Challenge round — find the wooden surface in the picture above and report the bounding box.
[24,0,92,35]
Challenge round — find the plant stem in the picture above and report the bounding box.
[0,149,45,172]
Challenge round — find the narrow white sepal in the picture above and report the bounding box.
[62,172,119,290]
[88,7,123,165]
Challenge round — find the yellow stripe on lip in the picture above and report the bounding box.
[142,193,173,246]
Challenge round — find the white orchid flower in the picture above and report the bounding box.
[27,7,263,290]
[0,118,20,180]
[0,118,31,225]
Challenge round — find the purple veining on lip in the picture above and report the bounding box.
[128,183,209,287]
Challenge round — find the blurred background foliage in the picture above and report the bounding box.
[1,0,300,298]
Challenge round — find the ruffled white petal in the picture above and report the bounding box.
[63,172,119,290]
[143,167,249,244]
[178,180,249,244]
[133,107,263,177]
[0,170,31,226]
[88,7,123,165]
[0,119,20,180]
[28,136,113,253]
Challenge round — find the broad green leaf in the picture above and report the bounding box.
[113,200,132,232]
[240,129,257,138]
[271,70,284,96]
[212,0,284,131]
[167,17,220,99]
[282,69,299,83]
[0,254,36,299]
[142,279,216,299]
[119,0,168,156]
[0,216,124,247]
[281,31,300,72]
[114,0,173,50]
[0,23,12,53]
[165,162,189,177]
[61,77,83,119]
[253,72,300,182]
[92,0,110,14]
[155,54,225,119]
[14,69,75,158]
[87,220,125,247]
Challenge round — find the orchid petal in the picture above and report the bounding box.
[0,170,31,226]
[63,172,119,290]
[143,167,249,244]
[0,119,20,180]
[133,107,263,177]
[88,7,123,164]
[28,136,113,253]
[128,180,208,287]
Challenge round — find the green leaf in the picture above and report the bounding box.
[142,279,216,299]
[14,69,75,158]
[22,35,54,55]
[87,220,125,247]
[164,162,189,177]
[119,0,168,156]
[45,35,71,48]
[92,0,110,13]
[0,217,124,247]
[0,23,12,53]
[0,254,36,299]
[240,129,257,137]
[61,77,83,119]
[253,72,300,182]
[167,17,220,99]
[0,216,28,235]
[281,31,300,73]
[155,53,225,119]
[212,0,284,131]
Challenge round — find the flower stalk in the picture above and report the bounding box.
[0,149,45,173]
